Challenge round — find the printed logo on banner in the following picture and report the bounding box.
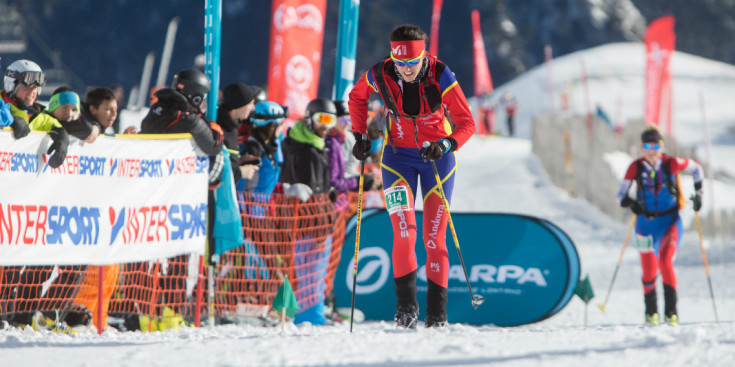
[0,151,38,173]
[273,4,323,32]
[345,246,391,295]
[0,203,207,246]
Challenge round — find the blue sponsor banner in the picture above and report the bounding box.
[336,210,580,326]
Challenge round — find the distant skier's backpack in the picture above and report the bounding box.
[635,154,686,211]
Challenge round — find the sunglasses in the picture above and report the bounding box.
[5,70,47,87]
[391,50,425,67]
[339,116,351,125]
[642,142,661,151]
[312,112,337,127]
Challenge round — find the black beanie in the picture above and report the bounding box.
[641,126,663,143]
[222,82,254,110]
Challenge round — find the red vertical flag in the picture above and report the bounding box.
[644,16,675,131]
[267,0,328,120]
[430,0,443,56]
[472,10,493,97]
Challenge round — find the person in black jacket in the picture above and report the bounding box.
[279,97,336,196]
[216,82,255,185]
[141,69,223,155]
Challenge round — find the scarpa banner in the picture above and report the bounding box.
[0,131,208,265]
[336,210,580,326]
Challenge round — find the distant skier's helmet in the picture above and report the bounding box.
[250,101,288,126]
[172,69,210,108]
[3,59,46,96]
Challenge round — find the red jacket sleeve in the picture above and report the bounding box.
[438,64,475,149]
[348,69,378,136]
[623,160,639,180]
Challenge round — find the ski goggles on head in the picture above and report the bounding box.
[5,70,47,87]
[391,50,425,67]
[642,142,662,151]
[311,112,337,128]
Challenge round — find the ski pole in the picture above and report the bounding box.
[598,215,636,312]
[425,143,484,309]
[694,211,719,322]
[349,156,367,333]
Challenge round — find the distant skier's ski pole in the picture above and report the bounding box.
[349,158,366,333]
[598,216,636,312]
[694,212,719,323]
[425,143,484,309]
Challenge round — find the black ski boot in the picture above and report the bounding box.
[664,284,678,326]
[425,280,447,328]
[644,288,658,326]
[394,271,419,329]
[394,306,419,329]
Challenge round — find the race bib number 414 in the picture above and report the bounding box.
[384,186,411,214]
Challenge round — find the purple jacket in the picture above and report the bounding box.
[326,131,358,193]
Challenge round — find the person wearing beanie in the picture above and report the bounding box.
[31,89,99,143]
[33,86,100,143]
[616,125,705,327]
[217,82,256,185]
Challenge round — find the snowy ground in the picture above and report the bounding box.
[2,136,734,367]
[4,42,735,366]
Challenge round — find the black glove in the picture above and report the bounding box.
[11,117,30,139]
[419,138,456,161]
[47,125,69,168]
[352,132,371,161]
[621,196,643,215]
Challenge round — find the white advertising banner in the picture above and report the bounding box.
[0,131,209,265]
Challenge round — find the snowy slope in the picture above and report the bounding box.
[2,136,734,367]
[2,42,735,366]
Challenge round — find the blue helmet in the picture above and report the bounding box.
[250,101,288,126]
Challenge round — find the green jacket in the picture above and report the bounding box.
[29,111,63,131]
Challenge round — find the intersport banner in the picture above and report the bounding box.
[0,132,209,265]
[267,0,327,120]
[472,9,493,97]
[644,16,675,128]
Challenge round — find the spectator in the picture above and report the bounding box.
[44,86,100,143]
[2,59,68,167]
[140,69,224,324]
[239,101,287,194]
[326,100,379,194]
[109,84,127,133]
[82,87,120,136]
[501,91,517,137]
[217,82,255,185]
[140,68,224,183]
[280,97,336,198]
[333,100,360,179]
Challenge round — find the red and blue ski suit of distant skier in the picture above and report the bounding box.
[616,154,703,316]
[349,53,475,319]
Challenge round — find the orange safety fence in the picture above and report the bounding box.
[0,192,365,330]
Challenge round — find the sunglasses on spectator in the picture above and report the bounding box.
[391,50,425,67]
[339,116,351,125]
[311,112,337,128]
[5,70,47,87]
[642,142,662,151]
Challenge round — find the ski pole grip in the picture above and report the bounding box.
[422,141,430,148]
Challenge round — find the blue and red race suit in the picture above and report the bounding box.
[616,154,703,294]
[349,54,475,316]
